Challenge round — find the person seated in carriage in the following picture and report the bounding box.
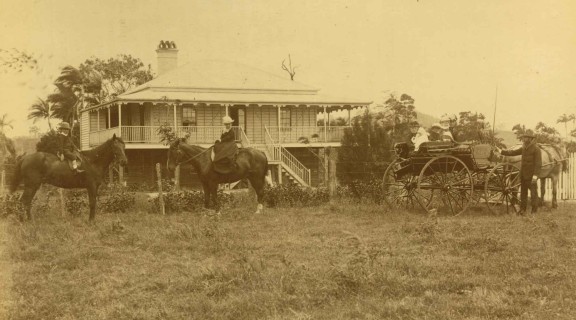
[212,116,239,174]
[409,121,429,151]
[428,123,444,142]
[440,113,458,140]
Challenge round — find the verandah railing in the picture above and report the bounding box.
[89,126,243,146]
[266,126,349,144]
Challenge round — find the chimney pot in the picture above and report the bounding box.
[156,41,178,76]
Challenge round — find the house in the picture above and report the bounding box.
[79,41,371,188]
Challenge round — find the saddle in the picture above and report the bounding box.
[211,142,239,174]
[57,152,84,172]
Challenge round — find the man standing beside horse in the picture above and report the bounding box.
[498,129,542,214]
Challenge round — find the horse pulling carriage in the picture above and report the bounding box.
[383,141,522,215]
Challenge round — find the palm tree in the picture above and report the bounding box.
[0,113,14,134]
[557,113,571,138]
[28,97,53,130]
[29,125,40,137]
[48,66,82,125]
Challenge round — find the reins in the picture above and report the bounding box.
[175,146,211,166]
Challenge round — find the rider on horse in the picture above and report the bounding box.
[212,116,238,174]
[57,122,83,173]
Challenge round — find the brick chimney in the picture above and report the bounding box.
[156,40,178,76]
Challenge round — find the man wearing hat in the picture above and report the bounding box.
[428,123,445,142]
[57,122,82,173]
[212,115,238,173]
[498,129,542,214]
[409,121,429,151]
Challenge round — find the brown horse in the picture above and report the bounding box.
[492,144,568,208]
[166,139,268,214]
[10,134,127,221]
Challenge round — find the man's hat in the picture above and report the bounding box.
[222,116,233,124]
[520,129,536,138]
[410,121,420,127]
[431,123,442,129]
[58,122,71,130]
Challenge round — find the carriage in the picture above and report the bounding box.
[383,141,522,215]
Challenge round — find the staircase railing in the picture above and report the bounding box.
[265,127,311,186]
[239,127,251,148]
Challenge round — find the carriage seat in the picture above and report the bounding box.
[418,141,455,153]
[471,144,493,168]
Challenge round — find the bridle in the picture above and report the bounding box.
[111,140,126,165]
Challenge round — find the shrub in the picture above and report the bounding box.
[100,183,136,213]
[149,189,233,214]
[263,184,329,208]
[64,190,87,215]
[0,193,23,218]
[336,179,384,204]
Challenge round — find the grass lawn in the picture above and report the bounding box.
[3,196,576,319]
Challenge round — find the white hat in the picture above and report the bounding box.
[222,116,233,124]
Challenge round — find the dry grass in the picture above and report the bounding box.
[3,194,576,319]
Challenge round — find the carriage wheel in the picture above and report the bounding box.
[416,156,474,216]
[382,160,433,211]
[484,163,521,214]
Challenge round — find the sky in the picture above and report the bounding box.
[1,0,575,137]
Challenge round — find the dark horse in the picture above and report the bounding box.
[167,139,268,214]
[10,134,128,221]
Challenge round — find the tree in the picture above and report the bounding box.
[0,113,14,134]
[47,65,83,126]
[557,113,571,138]
[512,122,561,144]
[78,54,153,103]
[28,98,53,130]
[28,125,40,138]
[0,48,38,72]
[281,54,297,81]
[380,93,416,132]
[450,111,505,147]
[42,55,153,146]
[337,109,393,183]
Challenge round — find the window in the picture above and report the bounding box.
[281,108,291,127]
[182,106,196,126]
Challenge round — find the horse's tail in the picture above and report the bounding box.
[9,157,23,193]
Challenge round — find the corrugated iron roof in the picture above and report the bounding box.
[83,59,371,112]
[124,59,318,95]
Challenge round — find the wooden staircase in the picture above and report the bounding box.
[264,128,311,187]
[224,127,311,188]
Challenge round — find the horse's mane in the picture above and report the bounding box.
[82,136,125,160]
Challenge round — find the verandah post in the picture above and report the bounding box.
[156,163,165,215]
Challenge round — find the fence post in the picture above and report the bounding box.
[0,169,5,195]
[119,166,125,187]
[324,147,329,186]
[174,165,180,191]
[59,189,66,217]
[156,163,165,215]
[329,159,337,197]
